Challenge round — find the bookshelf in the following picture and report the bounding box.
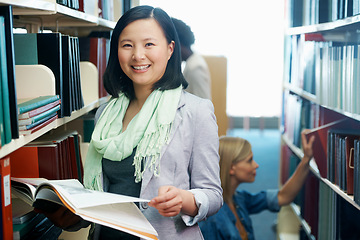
[0,1,126,239]
[280,1,360,239]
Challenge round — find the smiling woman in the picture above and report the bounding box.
[117,19,175,93]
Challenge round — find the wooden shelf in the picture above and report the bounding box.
[0,96,109,159]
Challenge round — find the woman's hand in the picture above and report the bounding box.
[301,129,315,161]
[34,206,82,229]
[149,186,198,217]
[148,186,183,217]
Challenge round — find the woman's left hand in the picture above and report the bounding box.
[148,186,183,217]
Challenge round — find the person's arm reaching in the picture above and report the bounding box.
[277,129,315,206]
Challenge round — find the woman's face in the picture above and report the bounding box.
[118,18,174,91]
[230,152,259,183]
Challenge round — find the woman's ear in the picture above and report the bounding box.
[229,164,235,176]
[167,41,175,60]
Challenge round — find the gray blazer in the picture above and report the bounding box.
[94,90,223,240]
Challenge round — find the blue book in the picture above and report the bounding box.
[18,95,60,115]
[0,16,12,145]
[18,106,60,128]
[13,33,38,65]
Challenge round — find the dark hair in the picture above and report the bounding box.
[171,18,195,49]
[103,5,188,99]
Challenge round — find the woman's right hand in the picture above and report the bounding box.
[34,206,83,229]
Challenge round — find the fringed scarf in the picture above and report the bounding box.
[83,86,182,191]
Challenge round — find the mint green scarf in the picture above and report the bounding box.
[83,86,182,191]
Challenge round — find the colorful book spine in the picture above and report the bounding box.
[0,157,12,240]
[18,99,60,119]
[18,105,60,126]
[0,16,12,145]
[19,115,58,136]
[17,95,60,114]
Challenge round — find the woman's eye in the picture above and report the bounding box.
[145,42,154,47]
[122,43,132,48]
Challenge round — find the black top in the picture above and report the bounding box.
[99,149,141,240]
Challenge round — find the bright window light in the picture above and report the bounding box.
[139,0,284,117]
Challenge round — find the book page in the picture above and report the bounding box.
[38,179,150,209]
[78,203,157,240]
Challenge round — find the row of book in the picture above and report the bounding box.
[0,14,13,147]
[56,0,126,22]
[285,34,360,115]
[9,130,84,181]
[281,90,345,148]
[281,141,360,239]
[12,197,62,240]
[286,0,359,27]
[14,33,84,118]
[0,6,19,147]
[17,95,60,136]
[304,119,360,194]
[79,32,110,99]
[57,0,80,11]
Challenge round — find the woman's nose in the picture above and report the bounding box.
[132,47,145,61]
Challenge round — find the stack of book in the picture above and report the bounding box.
[17,95,60,136]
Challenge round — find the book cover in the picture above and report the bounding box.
[73,133,84,182]
[354,139,360,204]
[73,37,84,110]
[18,105,60,126]
[12,197,36,225]
[0,6,19,139]
[19,112,57,131]
[17,95,60,115]
[13,213,45,240]
[37,144,62,180]
[0,157,12,240]
[37,33,64,118]
[327,129,360,194]
[9,146,39,178]
[0,38,4,147]
[19,114,58,136]
[13,33,38,65]
[19,214,61,240]
[11,177,158,240]
[18,99,61,119]
[61,35,73,117]
[305,119,349,178]
[0,16,12,145]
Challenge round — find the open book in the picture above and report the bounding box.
[11,177,158,240]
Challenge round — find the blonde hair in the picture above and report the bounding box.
[219,136,252,204]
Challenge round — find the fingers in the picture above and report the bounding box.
[149,186,183,217]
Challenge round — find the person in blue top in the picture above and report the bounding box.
[199,130,315,240]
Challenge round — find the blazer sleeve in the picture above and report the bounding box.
[185,98,223,221]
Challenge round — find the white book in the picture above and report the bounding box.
[11,177,158,240]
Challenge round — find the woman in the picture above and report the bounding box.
[37,5,222,240]
[199,130,315,240]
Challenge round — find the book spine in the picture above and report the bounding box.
[0,157,12,239]
[18,95,60,114]
[18,105,60,126]
[0,16,11,145]
[18,99,61,119]
[0,6,19,139]
[19,115,58,136]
